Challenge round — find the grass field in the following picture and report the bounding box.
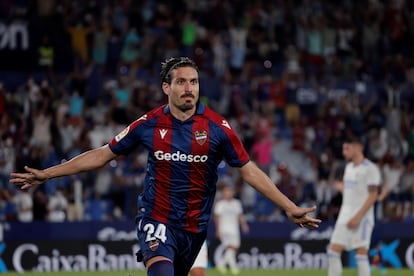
[0,269,412,275]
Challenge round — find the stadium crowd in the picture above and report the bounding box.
[0,0,413,224]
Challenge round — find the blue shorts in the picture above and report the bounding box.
[136,216,206,275]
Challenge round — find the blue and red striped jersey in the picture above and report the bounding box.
[109,102,250,233]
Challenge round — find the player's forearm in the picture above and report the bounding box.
[214,215,221,235]
[240,162,297,212]
[44,146,113,179]
[239,214,249,232]
[354,192,378,220]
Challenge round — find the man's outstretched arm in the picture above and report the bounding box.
[10,145,117,189]
[238,161,321,229]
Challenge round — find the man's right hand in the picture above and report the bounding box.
[10,166,49,189]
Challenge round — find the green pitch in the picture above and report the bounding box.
[0,269,412,275]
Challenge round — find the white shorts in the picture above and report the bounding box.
[221,232,241,248]
[192,241,208,269]
[330,220,374,251]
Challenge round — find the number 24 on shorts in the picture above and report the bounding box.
[143,222,167,243]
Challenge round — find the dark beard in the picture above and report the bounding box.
[178,102,194,112]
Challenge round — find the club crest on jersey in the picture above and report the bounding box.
[115,126,130,142]
[148,240,160,251]
[194,130,208,145]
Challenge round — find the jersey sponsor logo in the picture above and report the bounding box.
[194,130,208,145]
[221,120,231,129]
[115,126,130,142]
[159,129,168,139]
[154,150,208,162]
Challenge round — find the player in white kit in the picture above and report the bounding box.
[328,136,381,276]
[214,185,249,274]
[190,241,208,276]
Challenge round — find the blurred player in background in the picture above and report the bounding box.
[190,240,208,276]
[214,185,249,274]
[10,57,321,276]
[327,136,381,276]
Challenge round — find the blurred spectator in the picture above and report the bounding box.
[13,189,33,222]
[397,156,414,219]
[0,190,8,221]
[87,119,116,150]
[250,118,273,174]
[85,97,110,125]
[379,156,404,220]
[66,178,84,222]
[367,127,388,162]
[32,189,48,221]
[228,19,248,77]
[110,152,147,218]
[47,187,68,222]
[0,189,16,222]
[37,36,54,71]
[91,20,110,68]
[66,19,92,65]
[58,114,84,155]
[93,165,113,200]
[29,103,52,149]
[120,28,141,69]
[361,13,381,64]
[0,134,15,189]
[69,90,85,120]
[211,33,228,79]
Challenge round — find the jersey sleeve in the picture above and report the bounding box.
[108,118,145,155]
[213,121,250,167]
[204,107,250,167]
[235,200,243,215]
[214,201,223,216]
[367,163,381,187]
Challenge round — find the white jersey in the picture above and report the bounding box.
[214,198,243,236]
[337,158,381,224]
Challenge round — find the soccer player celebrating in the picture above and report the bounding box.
[327,136,381,276]
[10,57,321,276]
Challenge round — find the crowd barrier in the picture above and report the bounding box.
[1,221,414,273]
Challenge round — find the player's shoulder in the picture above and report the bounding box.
[203,106,233,131]
[130,105,165,126]
[143,105,166,119]
[363,158,380,169]
[362,158,381,176]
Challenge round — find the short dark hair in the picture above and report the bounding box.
[344,134,364,145]
[160,57,199,84]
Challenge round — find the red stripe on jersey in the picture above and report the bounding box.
[204,107,249,164]
[151,114,173,224]
[185,117,210,232]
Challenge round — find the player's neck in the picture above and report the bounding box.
[352,154,364,166]
[169,105,196,121]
